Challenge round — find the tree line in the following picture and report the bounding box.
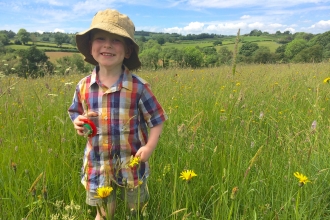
[0,28,330,78]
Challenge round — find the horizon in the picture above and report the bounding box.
[0,1,330,36]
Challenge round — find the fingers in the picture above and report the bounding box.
[73,112,98,137]
[85,111,99,117]
[73,115,88,136]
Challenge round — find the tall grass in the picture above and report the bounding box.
[1,63,330,219]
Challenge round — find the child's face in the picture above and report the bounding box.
[90,30,131,68]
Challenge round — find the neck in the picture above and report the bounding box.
[97,65,123,88]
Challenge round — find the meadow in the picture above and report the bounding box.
[1,63,330,219]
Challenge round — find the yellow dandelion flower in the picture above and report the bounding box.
[179,170,197,181]
[230,186,239,200]
[220,109,225,113]
[294,172,311,186]
[236,82,241,86]
[323,77,330,83]
[129,156,140,168]
[94,186,113,198]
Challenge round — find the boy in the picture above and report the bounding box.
[68,9,167,219]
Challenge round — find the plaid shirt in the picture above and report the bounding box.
[68,67,167,191]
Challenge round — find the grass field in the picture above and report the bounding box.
[1,63,330,219]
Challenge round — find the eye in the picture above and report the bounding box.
[94,37,105,41]
[111,38,121,43]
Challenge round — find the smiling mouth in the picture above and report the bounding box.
[101,52,115,56]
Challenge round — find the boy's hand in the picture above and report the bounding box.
[135,146,154,162]
[73,112,98,136]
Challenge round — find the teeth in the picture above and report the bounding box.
[101,53,114,56]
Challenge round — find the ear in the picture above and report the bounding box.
[125,45,132,59]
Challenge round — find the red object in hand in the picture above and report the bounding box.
[81,118,97,137]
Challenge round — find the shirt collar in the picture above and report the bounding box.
[89,66,133,91]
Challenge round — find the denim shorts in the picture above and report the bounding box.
[86,179,149,206]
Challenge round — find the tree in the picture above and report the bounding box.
[30,33,37,44]
[155,36,165,45]
[143,39,160,50]
[17,28,30,45]
[275,31,282,35]
[70,35,76,46]
[55,54,91,74]
[249,29,262,36]
[0,30,16,39]
[213,40,222,46]
[239,42,259,56]
[140,46,160,70]
[323,43,330,60]
[218,46,233,64]
[284,39,307,59]
[54,32,69,47]
[17,45,53,78]
[292,45,323,63]
[171,48,184,67]
[183,47,203,68]
[0,33,9,45]
[309,30,330,47]
[275,44,288,62]
[159,47,175,68]
[140,36,147,42]
[294,32,314,41]
[253,46,273,63]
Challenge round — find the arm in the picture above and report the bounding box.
[68,83,98,136]
[135,123,164,162]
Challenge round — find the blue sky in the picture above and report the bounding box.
[0,0,330,35]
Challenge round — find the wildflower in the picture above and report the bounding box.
[94,186,113,198]
[64,82,74,86]
[162,164,171,176]
[230,186,239,199]
[11,160,17,173]
[128,156,140,168]
[311,120,317,132]
[294,172,311,187]
[323,77,330,83]
[236,82,241,86]
[259,111,264,119]
[179,170,197,181]
[220,109,225,113]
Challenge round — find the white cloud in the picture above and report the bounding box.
[183,22,205,33]
[185,0,330,8]
[163,27,183,34]
[72,0,115,13]
[240,15,251,19]
[284,27,296,33]
[37,30,44,34]
[54,28,64,33]
[248,22,264,29]
[268,23,285,28]
[310,20,330,29]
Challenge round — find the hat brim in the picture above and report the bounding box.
[76,24,141,70]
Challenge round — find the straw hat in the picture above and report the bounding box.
[76,9,141,70]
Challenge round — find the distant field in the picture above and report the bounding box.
[163,40,281,53]
[45,51,78,63]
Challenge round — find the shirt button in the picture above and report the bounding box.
[104,116,108,120]
[104,140,108,144]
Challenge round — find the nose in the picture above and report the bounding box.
[104,39,112,48]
